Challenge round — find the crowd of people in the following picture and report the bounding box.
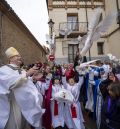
[0,47,120,129]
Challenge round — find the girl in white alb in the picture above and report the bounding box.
[51,76,65,129]
[62,75,85,129]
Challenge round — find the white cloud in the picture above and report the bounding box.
[6,0,49,46]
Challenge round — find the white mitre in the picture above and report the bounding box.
[5,47,20,58]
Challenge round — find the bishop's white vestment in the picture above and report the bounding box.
[0,64,44,129]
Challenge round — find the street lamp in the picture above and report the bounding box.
[48,19,55,59]
[48,19,54,40]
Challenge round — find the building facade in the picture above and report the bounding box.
[0,0,47,65]
[47,0,120,64]
[104,0,120,59]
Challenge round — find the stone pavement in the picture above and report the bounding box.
[83,111,97,129]
[81,102,97,129]
[84,114,97,129]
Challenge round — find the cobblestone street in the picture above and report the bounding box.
[84,115,97,129]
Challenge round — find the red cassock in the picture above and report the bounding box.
[42,81,52,129]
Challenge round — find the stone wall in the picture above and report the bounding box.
[0,0,47,65]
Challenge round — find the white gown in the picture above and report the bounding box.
[85,68,95,112]
[51,84,65,128]
[62,76,85,129]
[4,90,29,129]
[34,79,51,129]
[0,64,44,129]
[35,78,51,96]
[96,81,103,129]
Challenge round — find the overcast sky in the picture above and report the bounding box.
[6,0,49,46]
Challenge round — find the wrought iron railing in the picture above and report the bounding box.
[59,22,88,34]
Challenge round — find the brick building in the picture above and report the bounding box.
[0,0,47,65]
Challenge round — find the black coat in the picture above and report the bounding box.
[99,79,113,100]
[100,96,120,129]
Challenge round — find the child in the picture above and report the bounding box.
[32,70,51,96]
[62,74,85,129]
[51,76,65,129]
[32,70,51,129]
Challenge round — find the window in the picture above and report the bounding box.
[68,44,78,63]
[97,42,104,55]
[67,13,79,31]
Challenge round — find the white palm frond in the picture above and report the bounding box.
[107,53,113,59]
[51,32,55,44]
[88,8,102,31]
[80,35,87,45]
[80,32,93,56]
[80,10,117,56]
[91,12,117,42]
[111,56,117,61]
[80,8,102,56]
[46,34,51,44]
[96,12,117,34]
[78,35,82,42]
[59,27,72,40]
[59,29,66,35]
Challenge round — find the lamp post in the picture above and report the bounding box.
[48,19,54,41]
[116,0,120,27]
[48,19,55,60]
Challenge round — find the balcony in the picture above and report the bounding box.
[59,22,88,38]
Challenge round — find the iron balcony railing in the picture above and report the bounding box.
[59,22,88,34]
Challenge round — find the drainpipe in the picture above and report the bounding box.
[116,0,120,27]
[0,12,3,65]
[116,0,119,11]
